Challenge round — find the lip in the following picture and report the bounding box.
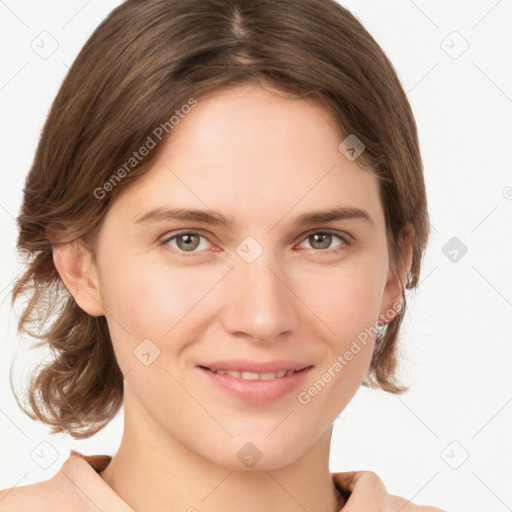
[200,359,311,373]
[197,361,313,405]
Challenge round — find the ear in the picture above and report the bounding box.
[379,224,413,323]
[52,238,105,317]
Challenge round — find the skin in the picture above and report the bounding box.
[53,83,414,512]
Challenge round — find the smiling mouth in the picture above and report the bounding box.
[199,366,312,381]
[197,364,314,404]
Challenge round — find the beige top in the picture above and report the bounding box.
[0,450,447,511]
[0,450,134,511]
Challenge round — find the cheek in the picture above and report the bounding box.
[297,256,386,342]
[100,253,197,335]
[297,283,377,423]
[288,258,385,406]
[99,252,221,370]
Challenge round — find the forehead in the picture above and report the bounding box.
[109,84,383,230]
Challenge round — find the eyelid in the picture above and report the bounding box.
[295,229,353,255]
[160,228,218,255]
[161,228,214,241]
[298,228,354,245]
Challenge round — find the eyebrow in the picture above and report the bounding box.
[134,206,374,228]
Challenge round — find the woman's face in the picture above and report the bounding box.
[83,84,404,470]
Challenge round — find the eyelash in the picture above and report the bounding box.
[160,229,352,257]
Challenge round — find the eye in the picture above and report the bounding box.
[161,231,213,255]
[297,230,351,254]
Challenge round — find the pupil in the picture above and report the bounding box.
[313,233,330,249]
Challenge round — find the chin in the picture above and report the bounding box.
[202,431,310,472]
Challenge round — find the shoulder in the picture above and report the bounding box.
[0,450,113,512]
[333,470,449,512]
[0,451,129,512]
[0,477,81,512]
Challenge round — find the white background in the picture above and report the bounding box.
[1,1,511,511]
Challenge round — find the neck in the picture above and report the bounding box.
[99,389,346,512]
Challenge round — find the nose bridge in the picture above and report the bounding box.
[222,237,297,340]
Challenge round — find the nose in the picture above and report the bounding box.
[219,247,299,344]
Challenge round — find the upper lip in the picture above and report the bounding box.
[199,359,313,373]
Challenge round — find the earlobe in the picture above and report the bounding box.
[52,241,105,317]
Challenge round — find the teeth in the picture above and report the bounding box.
[210,369,298,380]
[241,371,260,380]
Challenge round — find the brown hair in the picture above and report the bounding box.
[11,0,429,438]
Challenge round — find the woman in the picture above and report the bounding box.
[0,0,447,510]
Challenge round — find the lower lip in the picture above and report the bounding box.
[197,366,313,405]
